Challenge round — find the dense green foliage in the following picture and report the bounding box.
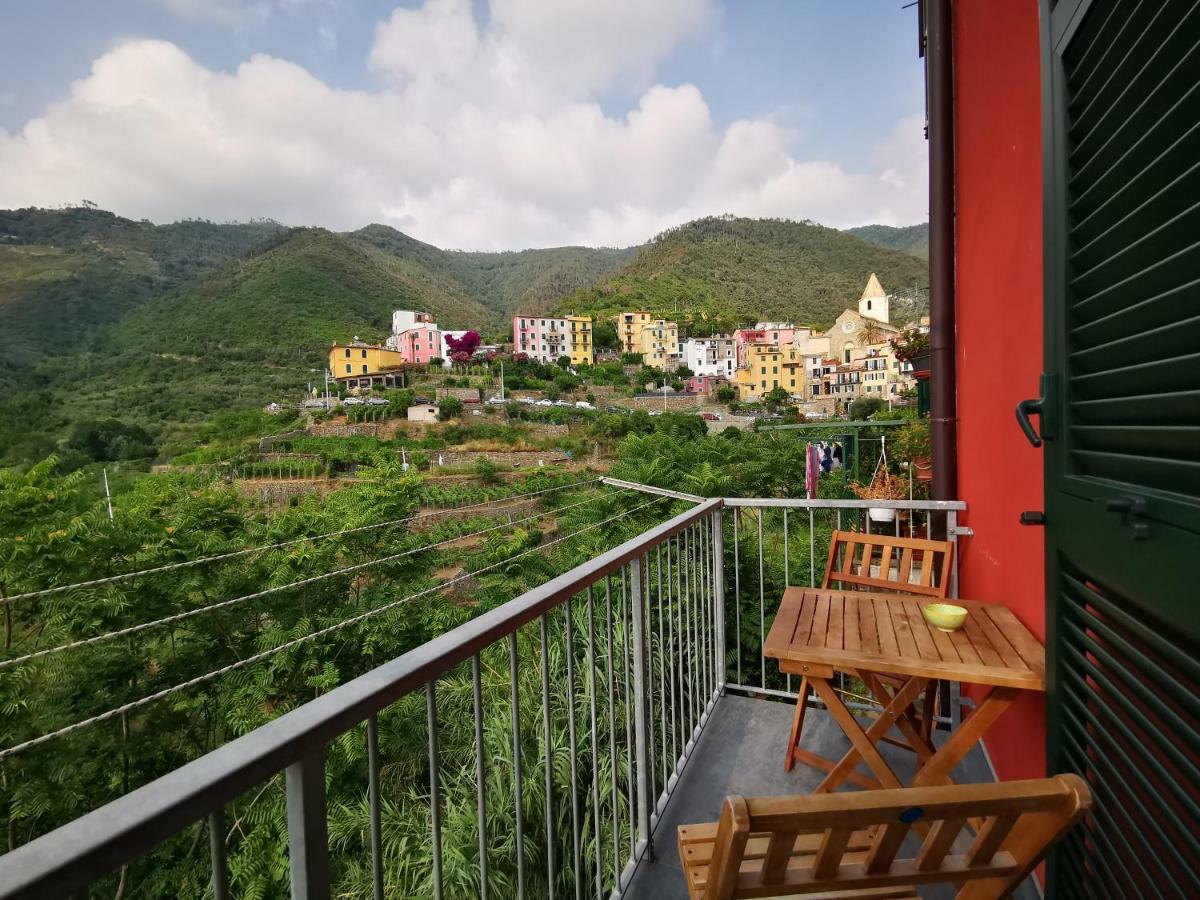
[845,222,930,259]
[556,216,930,332]
[349,224,635,324]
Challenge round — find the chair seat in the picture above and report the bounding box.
[678,823,917,900]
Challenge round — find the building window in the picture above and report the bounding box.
[362,365,368,374]
[345,364,351,373]
[344,349,350,358]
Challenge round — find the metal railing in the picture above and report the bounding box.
[0,491,967,899]
[0,499,726,900]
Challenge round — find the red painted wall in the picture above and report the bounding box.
[952,0,1046,783]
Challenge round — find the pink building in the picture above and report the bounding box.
[512,314,569,364]
[392,325,440,365]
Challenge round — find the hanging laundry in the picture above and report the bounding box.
[806,442,820,498]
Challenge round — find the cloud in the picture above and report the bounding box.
[0,0,927,249]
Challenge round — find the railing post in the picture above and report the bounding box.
[285,747,331,900]
[629,553,652,861]
[712,506,726,693]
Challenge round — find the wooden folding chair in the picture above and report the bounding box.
[784,532,955,774]
[678,775,1091,899]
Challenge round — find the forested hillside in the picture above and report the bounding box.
[0,208,285,378]
[845,222,929,259]
[557,216,929,332]
[350,224,634,319]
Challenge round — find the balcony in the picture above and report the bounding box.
[0,487,1046,900]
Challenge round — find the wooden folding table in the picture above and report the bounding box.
[763,587,1045,794]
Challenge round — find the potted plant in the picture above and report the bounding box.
[890,328,931,373]
[893,419,933,483]
[850,471,908,522]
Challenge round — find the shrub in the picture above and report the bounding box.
[716,385,736,403]
[473,456,502,484]
[438,396,464,420]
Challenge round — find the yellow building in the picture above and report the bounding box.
[567,315,594,365]
[639,318,679,370]
[329,342,406,380]
[617,311,653,354]
[735,342,806,401]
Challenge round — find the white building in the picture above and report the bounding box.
[683,336,738,378]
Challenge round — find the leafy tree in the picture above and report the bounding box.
[620,353,643,365]
[556,356,571,369]
[438,396,463,420]
[591,321,618,350]
[849,396,886,420]
[763,387,790,411]
[716,385,736,403]
[674,365,694,378]
[66,419,157,462]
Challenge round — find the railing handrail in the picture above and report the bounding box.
[722,497,967,510]
[0,498,721,900]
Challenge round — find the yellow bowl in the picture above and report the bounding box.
[923,603,968,633]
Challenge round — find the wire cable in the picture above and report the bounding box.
[1,478,600,605]
[0,494,669,761]
[0,489,620,671]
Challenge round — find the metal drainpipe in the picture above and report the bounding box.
[927,0,958,503]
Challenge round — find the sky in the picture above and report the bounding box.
[0,0,929,250]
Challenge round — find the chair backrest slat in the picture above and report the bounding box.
[821,530,954,599]
[692,776,1091,900]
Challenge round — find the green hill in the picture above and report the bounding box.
[845,222,929,259]
[557,216,929,332]
[0,207,285,375]
[349,224,635,321]
[114,228,494,358]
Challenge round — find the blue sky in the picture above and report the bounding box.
[0,1,928,249]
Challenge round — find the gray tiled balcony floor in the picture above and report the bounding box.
[625,693,1041,900]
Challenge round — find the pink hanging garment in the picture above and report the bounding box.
[806,442,819,499]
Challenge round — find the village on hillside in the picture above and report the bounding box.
[325,273,931,419]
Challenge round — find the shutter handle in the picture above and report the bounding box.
[1015,398,1044,448]
[1016,374,1056,448]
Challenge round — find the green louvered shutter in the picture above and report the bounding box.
[1042,0,1200,895]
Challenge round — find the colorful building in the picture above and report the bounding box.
[328,341,407,388]
[566,315,594,366]
[512,315,570,364]
[735,342,805,401]
[617,311,653,355]
[638,318,679,370]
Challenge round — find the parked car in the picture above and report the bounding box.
[535,399,554,407]
[518,397,536,405]
[649,410,663,417]
[364,397,389,406]
[342,397,364,406]
[553,400,573,407]
[603,405,626,413]
[413,396,433,405]
[574,401,595,410]
[701,412,722,421]
[485,396,507,405]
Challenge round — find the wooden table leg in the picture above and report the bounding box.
[783,676,809,772]
[911,686,1020,788]
[860,672,938,769]
[810,676,927,794]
